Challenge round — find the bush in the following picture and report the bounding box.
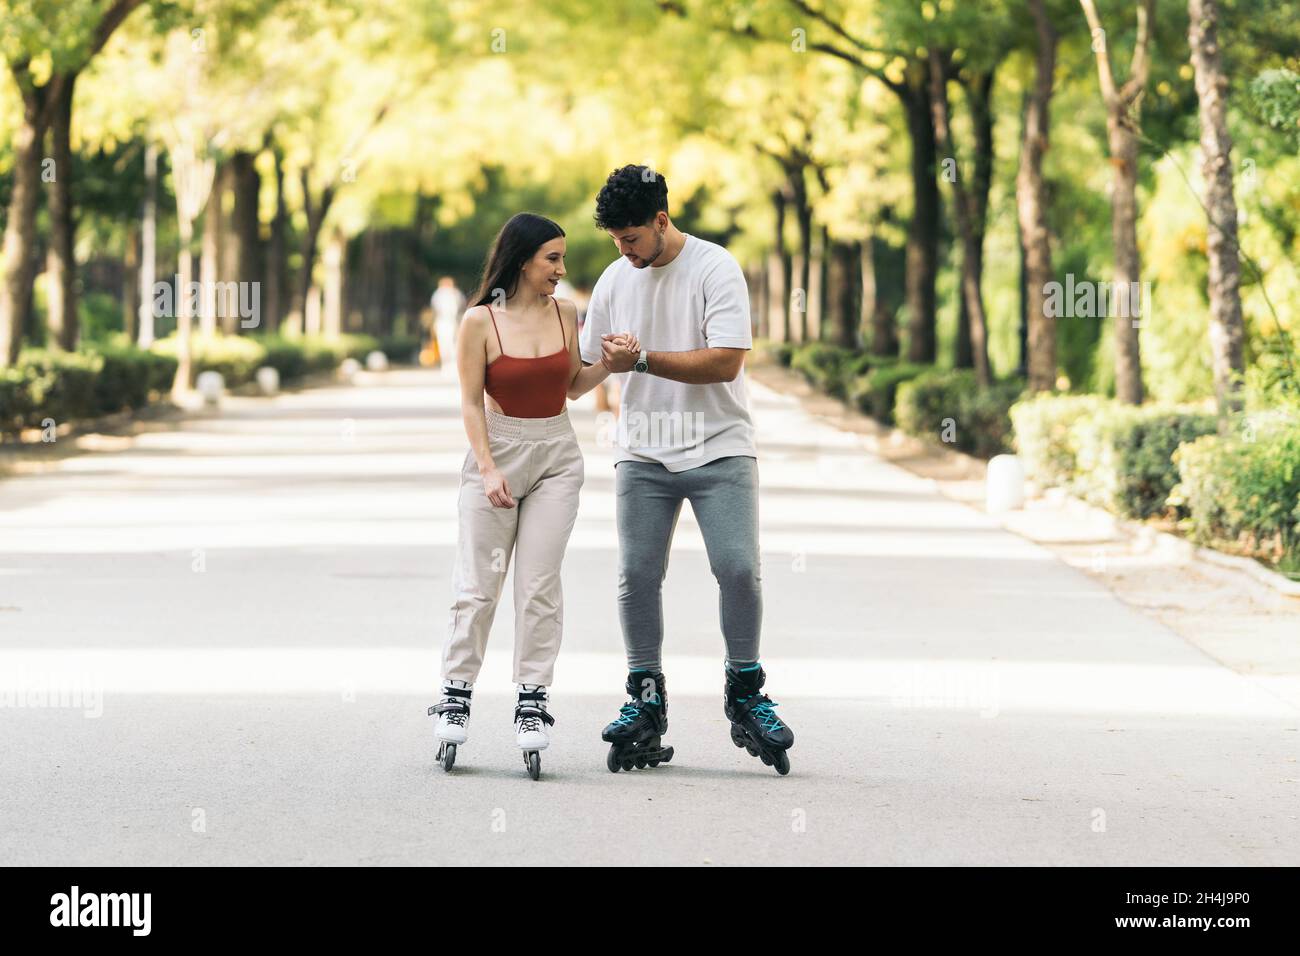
[790,343,857,396]
[1069,404,1219,519]
[896,369,1025,458]
[150,333,267,387]
[87,343,177,413]
[848,361,930,424]
[0,366,32,434]
[254,336,311,382]
[16,348,102,424]
[379,334,421,364]
[1010,394,1110,488]
[1171,419,1300,571]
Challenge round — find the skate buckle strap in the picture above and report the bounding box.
[516,690,547,702]
[514,705,555,727]
[440,686,473,699]
[429,700,470,717]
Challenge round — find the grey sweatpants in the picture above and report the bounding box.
[615,454,762,670]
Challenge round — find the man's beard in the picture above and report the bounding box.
[632,231,666,268]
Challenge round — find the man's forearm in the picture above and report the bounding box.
[645,348,745,384]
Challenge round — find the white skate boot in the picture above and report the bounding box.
[427,679,472,771]
[514,684,554,781]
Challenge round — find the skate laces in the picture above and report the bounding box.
[614,692,659,726]
[441,702,468,727]
[740,694,784,733]
[517,712,542,733]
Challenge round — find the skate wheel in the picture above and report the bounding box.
[606,748,621,774]
[773,750,790,775]
[634,757,647,769]
[442,743,456,772]
[527,751,541,781]
[760,752,772,766]
[746,745,758,757]
[648,760,660,768]
[730,727,746,748]
[661,747,673,763]
[621,759,634,771]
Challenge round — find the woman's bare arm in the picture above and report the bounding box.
[457,307,514,508]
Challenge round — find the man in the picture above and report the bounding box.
[579,165,795,776]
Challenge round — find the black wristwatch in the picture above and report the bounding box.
[634,349,649,373]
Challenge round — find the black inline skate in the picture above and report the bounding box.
[724,662,793,775]
[601,669,674,773]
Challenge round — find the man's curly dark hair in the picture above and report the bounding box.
[594,165,669,230]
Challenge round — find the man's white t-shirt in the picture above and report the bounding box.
[579,234,756,472]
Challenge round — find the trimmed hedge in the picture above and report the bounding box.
[1010,394,1111,489]
[0,345,177,435]
[1171,419,1300,571]
[789,343,856,397]
[1,332,396,439]
[1010,393,1218,520]
[1069,405,1219,519]
[848,361,929,424]
[896,369,1025,458]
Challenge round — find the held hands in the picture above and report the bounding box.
[482,464,516,509]
[600,331,641,373]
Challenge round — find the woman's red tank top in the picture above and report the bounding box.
[483,297,571,418]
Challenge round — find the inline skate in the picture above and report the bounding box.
[601,669,674,772]
[514,683,554,781]
[427,679,472,772]
[724,662,793,775]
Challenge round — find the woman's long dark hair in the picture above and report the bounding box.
[470,213,565,307]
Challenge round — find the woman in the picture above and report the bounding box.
[429,212,637,778]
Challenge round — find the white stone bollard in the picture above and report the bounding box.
[365,350,388,372]
[196,370,225,406]
[256,366,280,396]
[339,358,361,381]
[986,454,1025,514]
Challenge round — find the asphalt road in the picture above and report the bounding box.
[1,364,1296,865]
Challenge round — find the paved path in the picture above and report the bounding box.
[1,365,1296,865]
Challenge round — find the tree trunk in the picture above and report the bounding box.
[322,227,345,339]
[295,169,334,335]
[174,217,195,394]
[123,222,140,343]
[954,66,997,372]
[1189,0,1245,418]
[767,190,789,343]
[902,72,939,364]
[790,170,812,343]
[138,145,158,347]
[825,240,857,348]
[1081,0,1153,405]
[1106,121,1144,404]
[807,224,826,341]
[228,150,262,333]
[265,146,286,335]
[199,160,224,336]
[864,236,898,355]
[0,93,45,365]
[928,49,990,386]
[46,75,78,351]
[1020,0,1058,392]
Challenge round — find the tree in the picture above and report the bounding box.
[0,0,145,364]
[1019,0,1059,392]
[1079,0,1157,405]
[928,47,990,385]
[1188,0,1244,417]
